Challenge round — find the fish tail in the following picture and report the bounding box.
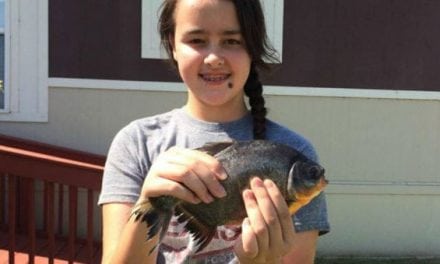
[130,199,173,254]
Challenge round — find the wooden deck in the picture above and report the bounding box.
[0,231,102,264]
[0,134,105,264]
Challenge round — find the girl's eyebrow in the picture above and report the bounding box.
[184,28,242,36]
[223,30,242,36]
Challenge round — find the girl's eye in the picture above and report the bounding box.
[189,38,205,44]
[225,39,241,45]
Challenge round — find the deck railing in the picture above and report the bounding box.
[0,134,105,264]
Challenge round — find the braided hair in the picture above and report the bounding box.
[244,65,267,139]
[232,0,278,140]
[159,0,278,139]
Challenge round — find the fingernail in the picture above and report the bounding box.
[193,197,202,204]
[205,195,214,203]
[252,177,264,187]
[264,179,275,188]
[219,171,228,180]
[243,189,254,200]
[217,185,227,197]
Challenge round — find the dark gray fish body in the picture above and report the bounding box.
[131,140,328,253]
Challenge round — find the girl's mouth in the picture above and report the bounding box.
[199,74,231,84]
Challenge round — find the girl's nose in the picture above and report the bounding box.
[204,51,225,68]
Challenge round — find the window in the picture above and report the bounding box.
[0,0,48,122]
[141,0,284,62]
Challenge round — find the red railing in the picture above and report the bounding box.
[0,134,105,264]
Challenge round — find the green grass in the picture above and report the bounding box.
[316,258,440,264]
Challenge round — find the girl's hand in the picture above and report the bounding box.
[234,177,296,264]
[140,146,228,204]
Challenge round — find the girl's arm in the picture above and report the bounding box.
[282,230,319,264]
[102,202,159,264]
[101,147,228,263]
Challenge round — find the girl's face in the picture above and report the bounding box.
[172,0,251,121]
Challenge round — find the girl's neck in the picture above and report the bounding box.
[183,103,248,123]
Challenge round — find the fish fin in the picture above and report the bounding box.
[158,212,173,241]
[196,141,235,156]
[287,201,303,215]
[175,205,217,253]
[287,197,314,215]
[147,212,173,255]
[130,199,172,254]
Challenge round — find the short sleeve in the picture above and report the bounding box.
[98,124,148,205]
[293,192,330,235]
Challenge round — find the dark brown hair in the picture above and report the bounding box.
[159,0,278,139]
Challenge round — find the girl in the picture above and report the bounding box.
[98,0,329,263]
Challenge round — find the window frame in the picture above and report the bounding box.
[0,0,48,122]
[0,0,8,112]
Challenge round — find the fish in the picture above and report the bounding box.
[131,140,328,253]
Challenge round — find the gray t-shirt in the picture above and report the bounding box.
[98,107,330,263]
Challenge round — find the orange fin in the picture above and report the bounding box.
[288,202,305,215]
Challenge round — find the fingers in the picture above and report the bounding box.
[167,148,227,200]
[142,164,202,204]
[240,217,259,257]
[263,179,296,251]
[255,179,284,249]
[244,179,272,252]
[237,177,295,262]
[143,147,227,204]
